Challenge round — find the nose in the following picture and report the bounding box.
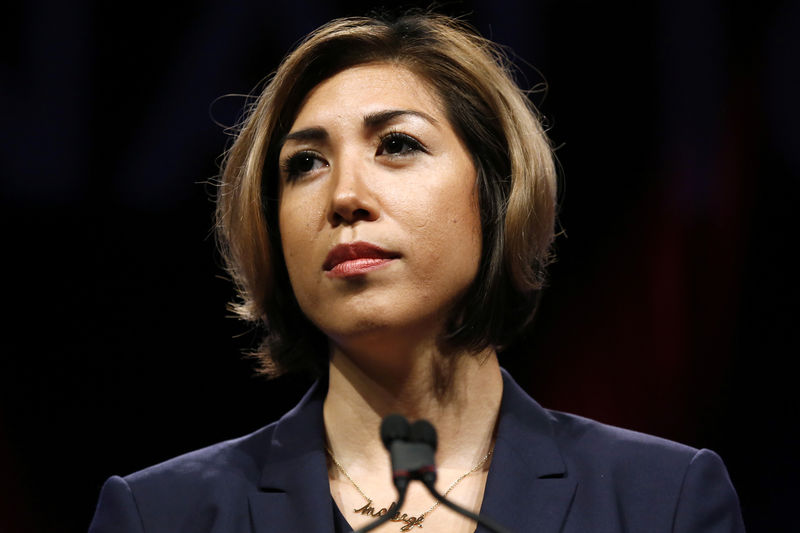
[328,155,379,226]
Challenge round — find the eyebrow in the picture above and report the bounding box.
[362,109,439,128]
[280,109,438,148]
[281,127,328,146]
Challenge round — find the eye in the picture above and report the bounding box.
[281,151,327,180]
[377,132,427,157]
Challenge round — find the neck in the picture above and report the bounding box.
[323,340,503,473]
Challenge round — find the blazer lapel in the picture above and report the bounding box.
[248,381,335,533]
[246,370,575,533]
[477,371,576,533]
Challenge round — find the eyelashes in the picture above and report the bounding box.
[280,151,325,179]
[377,131,427,157]
[280,131,429,181]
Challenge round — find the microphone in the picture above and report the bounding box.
[381,413,411,448]
[356,415,514,533]
[381,414,413,493]
[353,415,412,533]
[408,419,438,485]
[388,419,437,492]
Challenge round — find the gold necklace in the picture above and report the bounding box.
[326,447,492,531]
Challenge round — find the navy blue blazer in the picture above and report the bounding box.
[89,370,745,532]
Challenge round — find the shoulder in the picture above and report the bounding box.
[544,409,732,498]
[496,370,744,531]
[500,369,716,484]
[500,369,704,478]
[126,421,277,494]
[89,422,279,533]
[547,408,700,475]
[89,380,328,533]
[545,410,744,532]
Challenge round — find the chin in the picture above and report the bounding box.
[317,305,449,353]
[318,312,404,343]
[297,284,463,351]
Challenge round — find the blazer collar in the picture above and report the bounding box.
[248,379,335,533]
[478,369,576,533]
[248,370,575,533]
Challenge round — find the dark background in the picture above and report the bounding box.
[2,1,797,531]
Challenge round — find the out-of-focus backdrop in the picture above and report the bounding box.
[2,1,797,531]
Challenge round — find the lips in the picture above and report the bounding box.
[323,242,400,278]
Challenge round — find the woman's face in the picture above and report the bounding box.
[277,63,481,346]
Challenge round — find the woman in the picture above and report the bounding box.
[89,13,744,533]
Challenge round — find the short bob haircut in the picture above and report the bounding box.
[216,12,557,377]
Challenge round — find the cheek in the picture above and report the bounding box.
[278,195,318,291]
[448,196,483,275]
[278,189,326,255]
[439,164,482,241]
[277,202,298,265]
[405,179,482,284]
[425,158,481,257]
[449,173,483,277]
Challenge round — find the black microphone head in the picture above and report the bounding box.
[380,414,410,450]
[409,419,438,452]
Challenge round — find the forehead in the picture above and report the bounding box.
[290,62,445,127]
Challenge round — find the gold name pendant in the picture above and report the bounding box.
[354,500,425,531]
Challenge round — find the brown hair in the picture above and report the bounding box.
[216,12,557,377]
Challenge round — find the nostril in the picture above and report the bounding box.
[353,208,370,219]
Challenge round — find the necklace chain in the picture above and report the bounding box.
[326,446,492,530]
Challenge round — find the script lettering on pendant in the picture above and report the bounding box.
[353,501,425,530]
[354,501,378,516]
[397,515,424,531]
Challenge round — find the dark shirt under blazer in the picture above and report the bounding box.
[89,370,745,532]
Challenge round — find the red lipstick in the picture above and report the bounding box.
[323,242,399,278]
